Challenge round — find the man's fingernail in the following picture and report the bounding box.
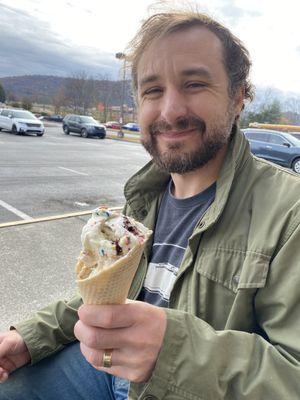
[0,373,8,382]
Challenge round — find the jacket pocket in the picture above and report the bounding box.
[191,248,271,329]
[196,247,270,293]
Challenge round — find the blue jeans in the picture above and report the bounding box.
[0,341,129,399]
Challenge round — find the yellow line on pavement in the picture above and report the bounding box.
[0,207,123,229]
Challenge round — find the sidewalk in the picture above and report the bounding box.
[1,214,90,331]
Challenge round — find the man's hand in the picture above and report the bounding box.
[74,300,167,383]
[0,330,31,382]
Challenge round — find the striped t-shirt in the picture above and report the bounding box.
[138,180,216,307]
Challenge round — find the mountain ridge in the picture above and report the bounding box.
[0,74,133,107]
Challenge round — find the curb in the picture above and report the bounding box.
[0,206,123,229]
[106,134,140,143]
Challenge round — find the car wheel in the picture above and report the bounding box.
[81,128,88,138]
[37,133,44,136]
[0,127,2,131]
[63,125,69,134]
[12,125,18,135]
[292,157,300,174]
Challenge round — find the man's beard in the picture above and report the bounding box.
[141,107,237,174]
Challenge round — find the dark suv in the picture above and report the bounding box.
[62,115,106,138]
[243,128,300,173]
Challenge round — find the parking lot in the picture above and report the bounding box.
[0,124,150,331]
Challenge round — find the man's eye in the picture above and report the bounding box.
[143,87,162,96]
[186,82,206,89]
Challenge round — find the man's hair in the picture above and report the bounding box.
[126,8,254,103]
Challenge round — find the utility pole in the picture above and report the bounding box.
[115,52,126,137]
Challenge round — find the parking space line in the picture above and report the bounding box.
[39,141,66,145]
[44,136,65,140]
[0,200,34,220]
[58,166,88,176]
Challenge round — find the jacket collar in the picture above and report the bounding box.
[124,130,251,226]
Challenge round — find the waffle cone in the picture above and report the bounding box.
[76,241,146,305]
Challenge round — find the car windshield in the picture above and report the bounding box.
[12,111,36,119]
[282,133,300,146]
[80,116,98,123]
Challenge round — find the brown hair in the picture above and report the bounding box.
[126,7,254,103]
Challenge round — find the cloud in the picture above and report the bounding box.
[0,3,119,78]
[216,2,261,25]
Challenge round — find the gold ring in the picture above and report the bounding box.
[102,349,113,368]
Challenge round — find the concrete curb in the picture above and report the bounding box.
[106,134,140,143]
[0,206,123,229]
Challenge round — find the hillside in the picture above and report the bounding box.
[0,75,133,107]
[0,75,65,104]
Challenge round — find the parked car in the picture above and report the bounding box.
[105,121,121,129]
[0,108,45,136]
[122,122,140,131]
[62,115,106,138]
[44,114,64,122]
[242,128,300,173]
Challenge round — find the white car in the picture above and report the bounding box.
[0,108,45,136]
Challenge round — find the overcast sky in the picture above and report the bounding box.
[1,0,300,93]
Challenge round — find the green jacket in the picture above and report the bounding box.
[16,131,300,399]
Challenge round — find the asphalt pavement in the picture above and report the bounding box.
[0,124,150,331]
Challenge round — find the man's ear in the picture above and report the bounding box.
[234,86,245,114]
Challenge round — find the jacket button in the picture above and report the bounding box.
[199,221,205,228]
[141,209,147,218]
[143,396,157,400]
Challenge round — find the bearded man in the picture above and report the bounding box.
[1,7,300,400]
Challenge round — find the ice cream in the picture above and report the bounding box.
[76,207,152,304]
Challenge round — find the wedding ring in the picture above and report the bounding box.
[102,349,113,368]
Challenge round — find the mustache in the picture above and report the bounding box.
[149,116,206,136]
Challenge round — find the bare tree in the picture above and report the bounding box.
[283,96,300,114]
[64,71,98,113]
[52,87,68,114]
[246,86,282,114]
[95,73,113,121]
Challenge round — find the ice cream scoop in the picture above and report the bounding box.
[76,207,152,304]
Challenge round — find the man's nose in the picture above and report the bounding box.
[160,88,188,125]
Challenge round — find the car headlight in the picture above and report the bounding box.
[17,123,27,131]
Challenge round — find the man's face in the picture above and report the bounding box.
[136,26,243,174]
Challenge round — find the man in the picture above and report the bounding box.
[1,8,300,400]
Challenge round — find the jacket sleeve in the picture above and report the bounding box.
[12,204,131,366]
[14,294,82,364]
[132,224,300,399]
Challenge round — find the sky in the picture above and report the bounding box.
[1,0,300,94]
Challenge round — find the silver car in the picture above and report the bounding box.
[0,108,45,136]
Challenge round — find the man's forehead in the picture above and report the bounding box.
[137,26,224,87]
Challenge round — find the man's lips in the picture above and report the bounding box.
[158,128,199,139]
